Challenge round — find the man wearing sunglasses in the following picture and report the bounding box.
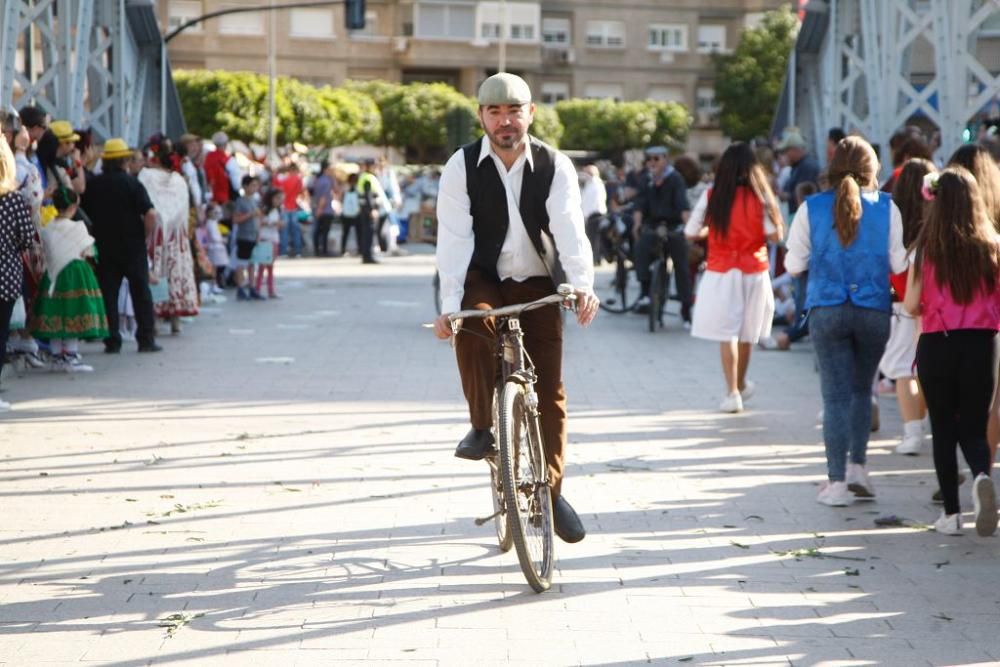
[632,146,693,325]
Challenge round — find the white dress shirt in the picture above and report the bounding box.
[784,191,908,275]
[436,136,594,315]
[581,176,608,218]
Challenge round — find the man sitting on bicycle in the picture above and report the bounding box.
[632,146,693,324]
[432,73,600,544]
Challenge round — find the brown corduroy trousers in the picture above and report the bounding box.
[455,269,567,497]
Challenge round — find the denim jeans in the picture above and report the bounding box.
[279,211,303,256]
[810,303,890,481]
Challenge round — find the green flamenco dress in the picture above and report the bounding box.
[33,259,109,341]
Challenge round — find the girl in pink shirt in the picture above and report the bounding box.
[904,166,1000,536]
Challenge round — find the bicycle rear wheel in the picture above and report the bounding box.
[597,252,638,314]
[497,380,554,593]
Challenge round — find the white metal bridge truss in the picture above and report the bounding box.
[783,0,1000,167]
[1,0,185,145]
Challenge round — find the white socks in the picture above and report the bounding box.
[904,420,923,438]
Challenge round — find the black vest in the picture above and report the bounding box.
[462,138,559,283]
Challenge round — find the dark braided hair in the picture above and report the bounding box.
[52,186,79,212]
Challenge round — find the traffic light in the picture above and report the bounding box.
[345,0,365,30]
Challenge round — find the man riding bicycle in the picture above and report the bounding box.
[432,73,599,544]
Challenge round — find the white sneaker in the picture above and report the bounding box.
[845,462,877,500]
[635,295,651,308]
[9,338,38,354]
[740,380,756,402]
[719,392,743,413]
[972,473,998,537]
[896,433,923,456]
[757,336,779,350]
[23,352,45,369]
[817,480,853,507]
[933,512,963,535]
[52,356,93,373]
[0,398,11,412]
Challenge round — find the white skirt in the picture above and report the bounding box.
[879,302,919,379]
[691,268,774,343]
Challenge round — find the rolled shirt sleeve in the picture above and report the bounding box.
[684,189,709,237]
[783,203,811,275]
[888,201,908,274]
[435,149,476,315]
[546,152,594,293]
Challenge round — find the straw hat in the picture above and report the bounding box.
[50,120,80,143]
[102,137,133,160]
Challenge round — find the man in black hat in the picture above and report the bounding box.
[632,145,693,324]
[432,72,599,544]
[81,138,161,353]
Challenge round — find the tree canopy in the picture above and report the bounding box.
[713,8,798,141]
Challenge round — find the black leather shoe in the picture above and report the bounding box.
[137,343,163,353]
[104,343,121,354]
[553,495,586,543]
[454,428,495,461]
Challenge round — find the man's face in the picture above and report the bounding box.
[27,123,46,143]
[479,103,534,151]
[785,146,804,163]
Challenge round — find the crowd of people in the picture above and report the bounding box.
[578,121,999,536]
[0,107,440,413]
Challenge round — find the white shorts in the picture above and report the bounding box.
[691,269,774,344]
[879,302,919,379]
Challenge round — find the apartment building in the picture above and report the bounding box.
[162,0,790,155]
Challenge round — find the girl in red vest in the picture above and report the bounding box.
[686,143,784,413]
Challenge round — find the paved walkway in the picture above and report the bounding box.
[1,251,998,667]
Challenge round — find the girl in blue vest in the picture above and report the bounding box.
[785,136,908,507]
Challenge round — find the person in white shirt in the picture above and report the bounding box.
[580,164,607,264]
[432,73,599,544]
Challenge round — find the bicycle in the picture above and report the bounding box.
[594,213,640,314]
[448,284,577,593]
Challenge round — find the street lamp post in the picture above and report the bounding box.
[268,1,278,169]
[498,0,507,73]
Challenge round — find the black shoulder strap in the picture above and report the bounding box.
[462,141,480,211]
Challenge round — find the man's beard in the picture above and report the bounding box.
[487,126,523,150]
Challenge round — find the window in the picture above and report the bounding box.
[509,24,534,41]
[290,8,334,38]
[542,17,570,45]
[415,3,476,39]
[648,24,687,52]
[541,82,569,104]
[586,20,625,48]
[219,6,263,35]
[697,25,726,53]
[648,86,686,104]
[584,83,623,102]
[696,86,720,122]
[475,2,540,42]
[168,1,203,34]
[351,11,380,37]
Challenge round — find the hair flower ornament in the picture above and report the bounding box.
[921,172,939,201]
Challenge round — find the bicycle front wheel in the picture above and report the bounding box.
[497,380,554,593]
[648,259,665,332]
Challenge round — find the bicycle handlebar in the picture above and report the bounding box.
[448,284,577,323]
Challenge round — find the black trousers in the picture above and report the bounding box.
[313,213,334,257]
[358,210,376,262]
[341,216,358,255]
[634,224,693,309]
[916,330,999,515]
[0,298,14,384]
[98,253,156,348]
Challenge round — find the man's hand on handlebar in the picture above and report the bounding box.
[433,314,455,340]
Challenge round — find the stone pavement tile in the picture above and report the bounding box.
[79,629,165,662]
[9,638,93,662]
[293,648,369,664]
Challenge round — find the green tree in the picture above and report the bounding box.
[379,82,477,162]
[713,7,797,141]
[555,99,689,157]
[529,104,564,148]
